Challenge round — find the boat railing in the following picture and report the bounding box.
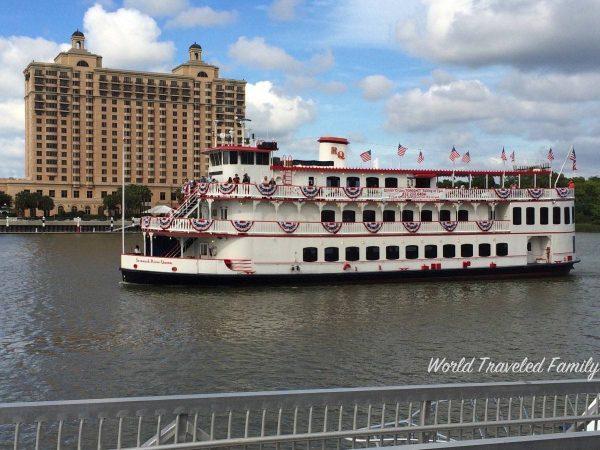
[141,217,510,235]
[1,379,598,449]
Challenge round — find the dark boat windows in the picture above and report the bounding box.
[384,177,398,188]
[513,207,522,225]
[406,245,419,259]
[457,209,469,221]
[255,152,270,165]
[321,209,336,222]
[362,210,376,222]
[345,247,360,261]
[240,151,254,164]
[366,246,380,261]
[496,242,509,256]
[526,207,535,225]
[540,207,549,225]
[564,206,571,224]
[479,243,491,257]
[553,206,561,224]
[303,247,318,262]
[324,247,339,262]
[461,244,473,257]
[424,244,437,259]
[443,244,455,258]
[366,177,379,188]
[420,210,433,222]
[229,151,238,164]
[326,176,340,187]
[402,209,414,222]
[386,245,400,260]
[383,210,396,222]
[342,210,356,222]
[346,176,360,187]
[439,209,451,221]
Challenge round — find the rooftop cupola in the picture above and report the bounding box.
[189,42,202,62]
[71,30,85,50]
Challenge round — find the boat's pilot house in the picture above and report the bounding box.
[206,141,278,182]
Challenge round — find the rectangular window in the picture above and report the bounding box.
[324,247,339,262]
[540,207,549,225]
[553,206,561,224]
[406,245,419,259]
[366,246,380,261]
[345,247,359,261]
[479,243,491,257]
[240,151,254,164]
[229,151,238,164]
[87,190,93,198]
[526,207,535,225]
[443,244,456,258]
[439,209,451,221]
[255,152,269,165]
[496,243,509,256]
[386,245,400,260]
[461,244,473,257]
[73,190,79,198]
[564,206,571,224]
[513,207,522,225]
[424,245,437,259]
[160,192,166,200]
[61,190,67,198]
[303,247,317,262]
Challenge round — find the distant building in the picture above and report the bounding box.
[0,31,246,215]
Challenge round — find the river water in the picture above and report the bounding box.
[0,233,598,402]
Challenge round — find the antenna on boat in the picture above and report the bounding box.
[121,129,125,254]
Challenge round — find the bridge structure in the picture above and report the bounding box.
[0,379,598,449]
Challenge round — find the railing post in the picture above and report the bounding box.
[419,400,431,443]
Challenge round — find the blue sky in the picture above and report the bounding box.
[0,0,597,177]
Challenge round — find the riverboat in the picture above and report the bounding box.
[121,137,578,284]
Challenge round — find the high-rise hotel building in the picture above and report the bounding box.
[0,31,246,215]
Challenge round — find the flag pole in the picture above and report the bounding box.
[121,129,126,254]
[554,145,572,187]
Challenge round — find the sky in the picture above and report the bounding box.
[0,0,597,178]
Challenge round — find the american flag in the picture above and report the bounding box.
[417,150,424,164]
[501,147,507,162]
[569,147,577,170]
[397,143,407,157]
[510,150,515,162]
[360,149,372,162]
[547,148,554,161]
[449,146,460,162]
[462,151,471,164]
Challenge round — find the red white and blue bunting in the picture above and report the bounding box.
[476,220,494,232]
[159,216,173,229]
[440,221,458,232]
[402,221,421,233]
[528,188,544,200]
[343,187,362,199]
[363,222,383,233]
[278,221,300,233]
[190,218,213,232]
[301,185,320,198]
[321,221,343,234]
[231,220,254,232]
[556,187,570,198]
[141,216,152,229]
[218,183,237,195]
[257,183,277,196]
[494,188,511,199]
[196,182,210,195]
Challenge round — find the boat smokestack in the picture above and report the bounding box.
[318,136,349,168]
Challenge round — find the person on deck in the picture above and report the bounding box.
[243,173,250,183]
[262,176,270,186]
[233,174,241,184]
[269,177,276,186]
[133,245,141,254]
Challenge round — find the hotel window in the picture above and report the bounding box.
[420,210,433,222]
[564,206,571,224]
[303,247,318,262]
[439,209,452,221]
[383,210,396,222]
[366,246,380,261]
[345,247,359,261]
[401,210,414,222]
[406,245,419,259]
[443,244,456,258]
[461,244,473,257]
[513,207,522,225]
[526,207,535,225]
[324,247,339,262]
[479,243,491,257]
[540,207,549,225]
[342,210,356,223]
[496,243,509,256]
[425,245,437,259]
[73,190,79,198]
[362,210,376,222]
[553,206,561,224]
[61,190,67,198]
[386,245,400,260]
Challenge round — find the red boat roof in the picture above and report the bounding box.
[203,145,274,153]
[271,165,551,176]
[318,136,349,145]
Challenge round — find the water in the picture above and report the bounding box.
[0,233,598,402]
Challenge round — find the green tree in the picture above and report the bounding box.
[0,192,12,208]
[37,195,55,217]
[102,192,119,216]
[109,184,153,217]
[14,191,39,217]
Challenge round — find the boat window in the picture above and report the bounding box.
[308,177,315,186]
[527,242,532,251]
[496,242,509,256]
[219,207,228,220]
[461,244,473,257]
[420,210,433,222]
[366,246,380,260]
[386,245,400,260]
[383,210,395,222]
[346,176,360,187]
[564,206,571,224]
[321,210,336,222]
[324,247,339,262]
[229,151,238,164]
[342,210,356,223]
[526,207,535,225]
[345,247,359,261]
[553,206,561,224]
[406,245,419,259]
[540,207,549,225]
[240,152,254,164]
[439,209,451,221]
[443,244,455,258]
[303,247,318,262]
[513,207,522,225]
[362,210,376,222]
[209,153,222,166]
[326,176,340,187]
[415,177,431,188]
[479,243,491,257]
[366,177,379,188]
[458,209,469,221]
[425,245,437,259]
[402,210,414,222]
[384,177,398,188]
[571,206,575,223]
[222,151,229,164]
[256,152,270,165]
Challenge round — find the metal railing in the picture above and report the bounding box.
[1,379,598,449]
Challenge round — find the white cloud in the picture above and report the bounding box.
[0,99,24,133]
[397,0,600,70]
[285,75,346,95]
[0,136,25,178]
[123,0,187,17]
[166,6,237,29]
[358,75,394,101]
[501,71,600,103]
[269,0,303,21]
[246,81,315,137]
[308,49,335,74]
[228,37,302,72]
[83,4,175,70]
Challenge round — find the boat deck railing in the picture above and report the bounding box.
[1,379,598,449]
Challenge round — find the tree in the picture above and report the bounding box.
[109,184,153,217]
[14,191,39,217]
[103,192,120,216]
[37,195,55,217]
[0,192,12,209]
